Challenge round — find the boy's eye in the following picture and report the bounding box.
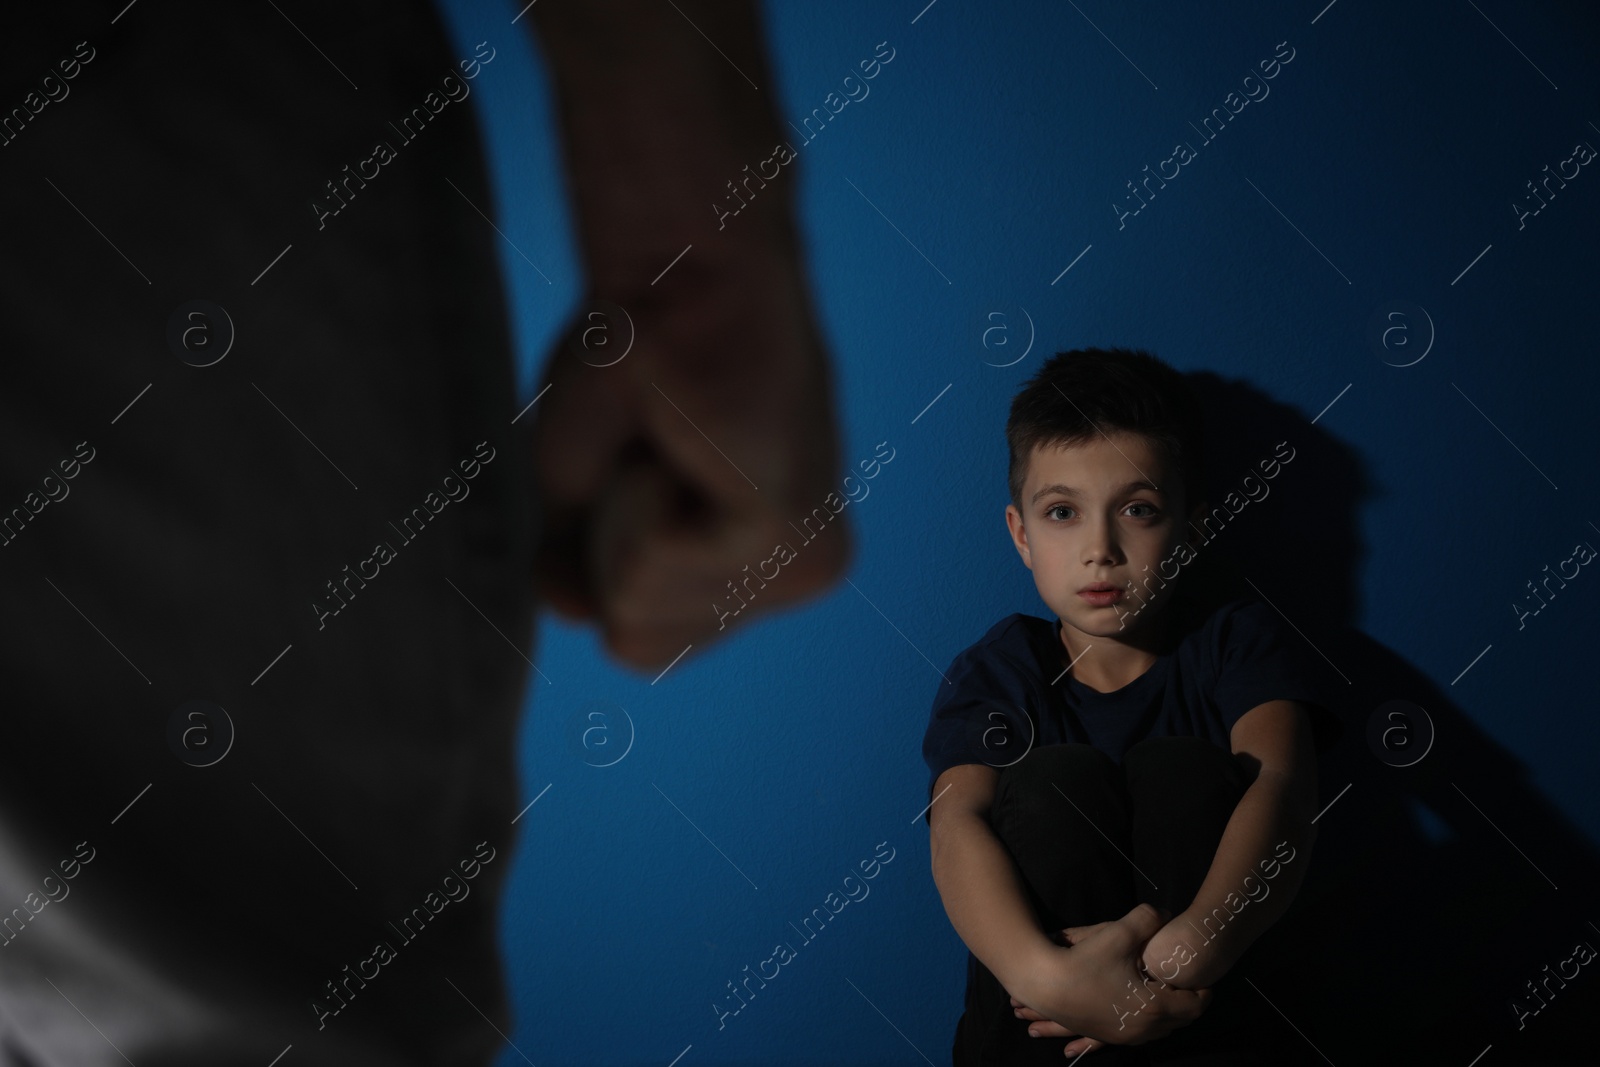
[1046,503,1159,520]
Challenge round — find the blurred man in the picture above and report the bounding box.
[0,1,846,1063]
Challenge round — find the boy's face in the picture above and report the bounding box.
[1005,432,1197,643]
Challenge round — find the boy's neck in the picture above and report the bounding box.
[1058,604,1174,694]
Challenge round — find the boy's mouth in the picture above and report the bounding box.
[1077,582,1123,607]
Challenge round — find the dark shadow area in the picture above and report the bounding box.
[1160,373,1600,1064]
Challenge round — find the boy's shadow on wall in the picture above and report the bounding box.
[1169,373,1597,1065]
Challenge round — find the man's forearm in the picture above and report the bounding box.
[524,0,798,286]
[1145,773,1316,989]
[931,811,1056,1004]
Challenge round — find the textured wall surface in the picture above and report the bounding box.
[436,1,1600,1062]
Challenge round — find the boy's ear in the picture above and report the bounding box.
[1004,504,1033,569]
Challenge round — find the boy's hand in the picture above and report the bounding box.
[1008,926,1112,1057]
[1007,903,1211,1050]
[1011,921,1203,1056]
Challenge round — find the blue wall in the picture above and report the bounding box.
[436,1,1599,1062]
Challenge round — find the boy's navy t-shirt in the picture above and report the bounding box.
[921,596,1341,813]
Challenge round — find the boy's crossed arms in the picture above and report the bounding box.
[929,698,1319,1058]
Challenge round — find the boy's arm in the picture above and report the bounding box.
[1140,700,1320,990]
[930,763,1214,1046]
[927,764,1059,1000]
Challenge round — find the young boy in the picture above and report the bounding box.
[923,347,1337,1064]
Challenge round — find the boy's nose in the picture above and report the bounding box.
[1081,521,1120,565]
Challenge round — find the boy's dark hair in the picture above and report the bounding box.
[1006,346,1206,515]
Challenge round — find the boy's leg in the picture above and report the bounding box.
[996,743,1141,932]
[1122,736,1253,918]
[1120,736,1269,1066]
[954,743,1153,1066]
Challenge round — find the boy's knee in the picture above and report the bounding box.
[1124,734,1238,772]
[1124,735,1249,799]
[990,743,1124,850]
[995,742,1116,807]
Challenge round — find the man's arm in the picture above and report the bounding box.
[1140,700,1320,990]
[524,0,797,282]
[518,2,850,668]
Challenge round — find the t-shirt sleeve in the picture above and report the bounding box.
[920,643,1039,824]
[1211,599,1343,753]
